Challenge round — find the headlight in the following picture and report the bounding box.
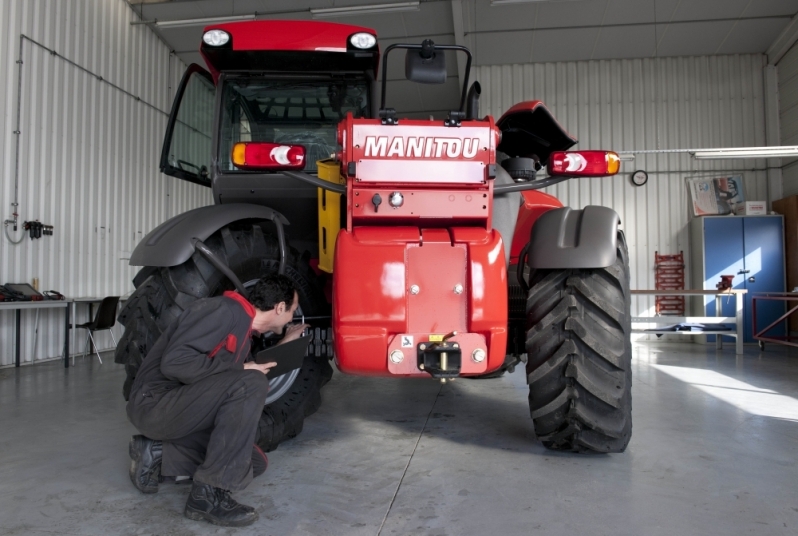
[203,30,230,47]
[350,32,377,49]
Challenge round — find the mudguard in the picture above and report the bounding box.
[527,206,619,269]
[129,204,289,267]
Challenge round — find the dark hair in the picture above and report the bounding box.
[250,274,296,312]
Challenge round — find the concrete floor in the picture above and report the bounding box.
[1,342,797,536]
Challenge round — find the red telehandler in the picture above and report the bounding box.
[117,20,631,454]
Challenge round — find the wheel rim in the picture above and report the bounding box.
[243,278,303,406]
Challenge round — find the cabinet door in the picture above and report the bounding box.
[743,217,785,341]
[703,218,744,343]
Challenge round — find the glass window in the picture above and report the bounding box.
[163,70,215,184]
[219,79,369,173]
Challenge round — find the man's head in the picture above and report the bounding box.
[250,274,299,334]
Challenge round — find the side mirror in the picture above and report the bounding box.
[405,39,446,84]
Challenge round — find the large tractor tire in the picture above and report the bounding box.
[115,223,333,452]
[524,232,632,453]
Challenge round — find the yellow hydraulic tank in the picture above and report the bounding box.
[316,159,345,273]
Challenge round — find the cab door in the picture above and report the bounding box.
[159,64,215,186]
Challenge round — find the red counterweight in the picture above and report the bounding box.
[332,115,508,377]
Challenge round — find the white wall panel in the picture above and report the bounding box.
[778,42,798,195]
[475,55,769,333]
[0,0,212,366]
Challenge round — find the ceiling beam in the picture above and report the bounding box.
[451,0,466,87]
[767,12,798,65]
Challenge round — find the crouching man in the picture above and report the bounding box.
[126,274,306,527]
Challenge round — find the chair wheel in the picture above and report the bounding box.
[758,340,765,351]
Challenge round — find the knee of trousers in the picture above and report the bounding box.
[241,370,271,397]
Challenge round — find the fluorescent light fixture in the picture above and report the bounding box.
[150,14,256,28]
[491,0,565,5]
[311,2,420,18]
[690,146,798,159]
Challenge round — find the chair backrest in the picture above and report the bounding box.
[92,296,120,330]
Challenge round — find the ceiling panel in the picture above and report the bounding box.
[656,20,737,58]
[531,27,601,63]
[668,0,750,22]
[716,18,792,55]
[743,0,798,17]
[534,0,612,29]
[468,1,540,33]
[591,24,657,60]
[473,31,535,66]
[603,0,656,25]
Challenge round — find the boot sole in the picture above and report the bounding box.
[185,505,259,527]
[129,437,159,494]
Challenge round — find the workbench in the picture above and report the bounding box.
[631,289,746,355]
[0,300,70,368]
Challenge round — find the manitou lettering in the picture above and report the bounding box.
[364,136,480,159]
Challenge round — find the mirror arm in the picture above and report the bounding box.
[379,43,474,115]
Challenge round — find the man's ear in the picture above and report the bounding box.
[276,301,285,314]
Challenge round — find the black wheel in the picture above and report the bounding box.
[115,223,333,452]
[758,340,765,351]
[524,231,632,453]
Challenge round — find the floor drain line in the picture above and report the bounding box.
[376,382,444,536]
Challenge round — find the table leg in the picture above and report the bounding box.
[71,302,77,361]
[715,296,722,350]
[736,293,743,355]
[64,304,70,369]
[32,309,40,363]
[15,309,21,367]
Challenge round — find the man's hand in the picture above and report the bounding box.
[280,323,310,344]
[244,361,277,374]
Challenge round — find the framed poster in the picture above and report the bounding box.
[686,175,744,216]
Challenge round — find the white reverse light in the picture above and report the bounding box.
[203,30,230,47]
[390,350,404,364]
[350,33,377,49]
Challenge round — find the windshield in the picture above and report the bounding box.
[219,78,369,173]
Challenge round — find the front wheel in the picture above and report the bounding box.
[115,223,333,452]
[524,232,632,453]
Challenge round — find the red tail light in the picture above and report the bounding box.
[231,142,305,170]
[548,151,620,177]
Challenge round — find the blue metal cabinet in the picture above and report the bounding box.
[691,215,785,343]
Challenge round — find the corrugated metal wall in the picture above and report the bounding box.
[475,54,770,328]
[778,43,798,196]
[0,0,212,366]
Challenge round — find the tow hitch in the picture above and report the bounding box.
[418,333,462,379]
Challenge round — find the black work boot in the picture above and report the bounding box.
[128,435,162,494]
[184,481,258,527]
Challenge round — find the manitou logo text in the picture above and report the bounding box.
[364,136,480,159]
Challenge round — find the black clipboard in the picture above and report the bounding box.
[254,334,312,378]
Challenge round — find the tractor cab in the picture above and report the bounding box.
[159,20,379,249]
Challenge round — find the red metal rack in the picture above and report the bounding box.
[655,251,685,316]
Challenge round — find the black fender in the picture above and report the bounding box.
[527,206,619,269]
[130,204,289,267]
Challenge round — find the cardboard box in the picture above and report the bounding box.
[773,195,798,332]
[734,201,767,215]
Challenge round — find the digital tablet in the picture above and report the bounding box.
[255,334,313,378]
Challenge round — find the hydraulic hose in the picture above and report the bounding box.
[283,171,346,194]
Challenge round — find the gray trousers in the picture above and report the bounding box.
[128,370,270,491]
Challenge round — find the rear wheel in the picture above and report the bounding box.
[115,223,333,452]
[524,232,632,453]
